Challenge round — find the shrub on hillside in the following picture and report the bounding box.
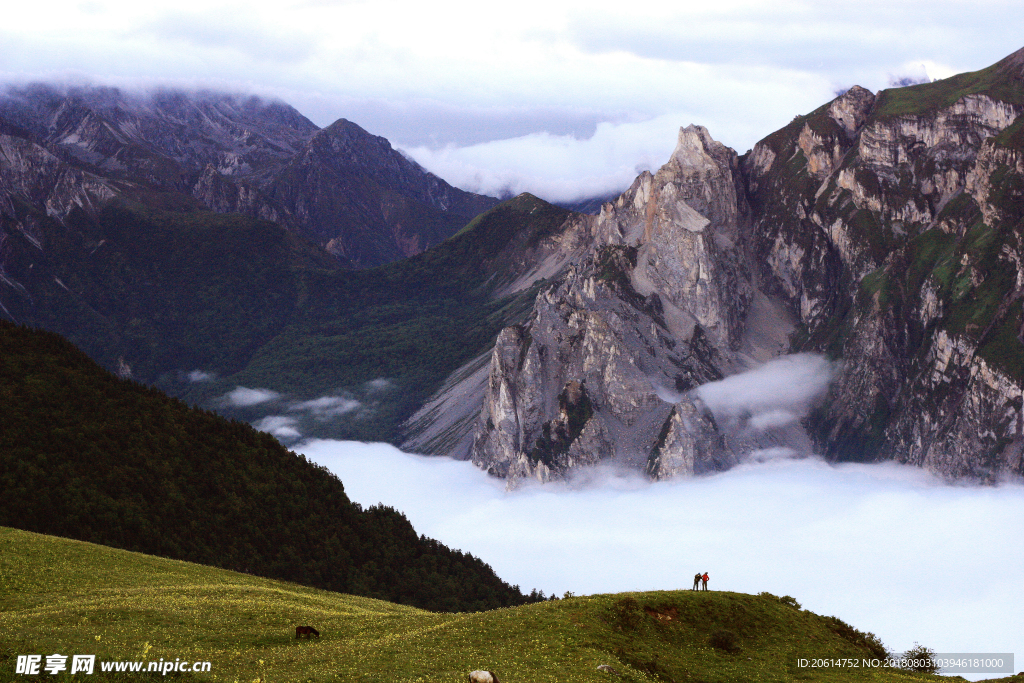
[709,629,741,653]
[823,616,888,660]
[901,643,940,673]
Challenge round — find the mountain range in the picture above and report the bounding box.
[422,48,1024,483]
[0,83,495,269]
[3,47,1024,483]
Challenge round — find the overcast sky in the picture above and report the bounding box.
[4,1,1021,200]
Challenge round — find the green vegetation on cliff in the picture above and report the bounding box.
[873,47,1024,118]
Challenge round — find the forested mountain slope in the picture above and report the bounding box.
[0,319,530,612]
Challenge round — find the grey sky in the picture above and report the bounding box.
[3,1,1021,200]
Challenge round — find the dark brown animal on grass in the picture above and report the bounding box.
[295,625,320,639]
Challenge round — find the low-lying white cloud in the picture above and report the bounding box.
[229,383,396,441]
[219,386,281,407]
[186,370,214,382]
[254,415,301,440]
[289,395,361,419]
[299,439,1024,679]
[695,353,833,430]
[364,378,393,392]
[402,116,681,203]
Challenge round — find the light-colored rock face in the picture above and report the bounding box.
[828,86,876,137]
[882,329,1024,479]
[857,96,1019,169]
[192,165,283,224]
[469,125,759,486]
[748,90,1024,326]
[589,125,753,351]
[648,400,736,480]
[0,134,118,221]
[467,77,1024,486]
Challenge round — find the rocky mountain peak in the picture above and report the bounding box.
[827,85,875,136]
[427,48,1024,486]
[461,124,766,487]
[668,124,728,172]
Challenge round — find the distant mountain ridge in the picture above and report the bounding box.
[4,47,1024,483]
[0,83,497,268]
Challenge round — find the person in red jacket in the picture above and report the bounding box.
[701,572,709,591]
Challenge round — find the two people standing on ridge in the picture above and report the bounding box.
[691,572,709,591]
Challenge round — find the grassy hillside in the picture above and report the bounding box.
[0,320,529,613]
[1,527,982,683]
[873,46,1024,118]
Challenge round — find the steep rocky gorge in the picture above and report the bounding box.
[410,48,1024,484]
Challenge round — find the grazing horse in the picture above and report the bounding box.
[468,671,499,683]
[295,625,320,639]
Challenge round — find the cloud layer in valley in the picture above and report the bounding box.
[300,438,1024,680]
[3,1,1022,202]
[212,379,399,442]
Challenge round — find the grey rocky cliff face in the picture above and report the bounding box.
[746,70,1024,480]
[468,126,764,487]
[454,63,1024,485]
[0,133,119,221]
[0,130,120,290]
[748,89,1022,323]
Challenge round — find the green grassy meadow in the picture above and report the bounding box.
[4,527,1010,683]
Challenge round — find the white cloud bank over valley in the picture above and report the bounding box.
[300,439,1024,679]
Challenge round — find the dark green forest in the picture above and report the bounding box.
[0,319,535,612]
[1,193,572,442]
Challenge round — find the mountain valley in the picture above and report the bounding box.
[3,48,1024,483]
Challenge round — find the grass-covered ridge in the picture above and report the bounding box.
[1,527,973,683]
[873,46,1024,118]
[0,320,529,613]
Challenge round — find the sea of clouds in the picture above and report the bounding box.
[299,439,1024,679]
[209,352,1024,678]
